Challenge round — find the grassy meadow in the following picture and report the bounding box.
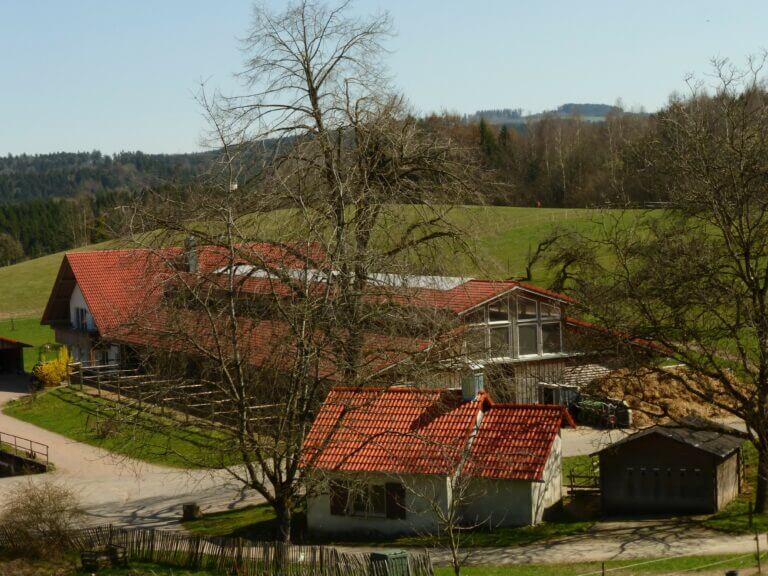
[2,386,240,468]
[0,207,645,320]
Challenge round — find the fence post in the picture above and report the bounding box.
[757,530,763,574]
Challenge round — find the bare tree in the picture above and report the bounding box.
[112,0,481,542]
[560,55,768,511]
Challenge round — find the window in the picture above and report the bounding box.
[542,323,562,354]
[352,484,387,516]
[465,327,487,358]
[518,324,538,356]
[463,295,565,359]
[329,481,405,519]
[488,300,509,323]
[75,307,88,331]
[490,326,510,356]
[517,297,537,321]
[540,303,561,320]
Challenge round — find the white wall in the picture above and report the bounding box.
[69,284,95,332]
[307,473,449,537]
[531,433,563,523]
[461,477,534,527]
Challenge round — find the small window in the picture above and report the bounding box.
[542,323,562,354]
[464,308,485,325]
[488,299,509,323]
[517,297,537,321]
[518,324,538,355]
[540,303,561,320]
[465,327,487,357]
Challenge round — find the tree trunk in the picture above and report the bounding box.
[275,498,293,543]
[756,443,768,513]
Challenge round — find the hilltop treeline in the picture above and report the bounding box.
[0,150,213,202]
[421,111,660,207]
[0,110,667,264]
[0,151,216,263]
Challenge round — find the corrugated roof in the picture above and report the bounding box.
[596,425,744,458]
[303,387,572,481]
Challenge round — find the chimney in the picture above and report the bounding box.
[184,236,198,273]
[461,370,485,402]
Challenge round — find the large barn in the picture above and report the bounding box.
[596,426,744,515]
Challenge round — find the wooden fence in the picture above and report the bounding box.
[0,524,434,576]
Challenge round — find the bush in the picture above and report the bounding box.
[31,348,69,389]
[0,480,84,557]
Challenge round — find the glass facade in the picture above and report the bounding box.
[464,294,563,359]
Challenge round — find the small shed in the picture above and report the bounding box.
[596,426,743,515]
[0,336,31,374]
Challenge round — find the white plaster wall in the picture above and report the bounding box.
[461,433,563,527]
[307,473,449,537]
[461,477,534,527]
[531,433,563,523]
[69,284,95,331]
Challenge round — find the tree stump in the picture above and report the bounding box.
[182,502,202,521]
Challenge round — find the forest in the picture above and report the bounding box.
[0,106,665,264]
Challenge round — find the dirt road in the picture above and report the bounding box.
[0,376,263,527]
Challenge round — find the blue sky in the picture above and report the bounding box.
[1,0,766,155]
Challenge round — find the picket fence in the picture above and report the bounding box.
[0,524,434,576]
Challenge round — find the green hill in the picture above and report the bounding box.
[0,207,636,321]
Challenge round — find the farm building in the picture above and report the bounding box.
[302,382,574,537]
[0,336,31,373]
[596,426,744,515]
[40,244,624,405]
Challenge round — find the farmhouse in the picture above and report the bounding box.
[596,425,744,515]
[302,382,574,536]
[41,244,618,405]
[0,336,31,373]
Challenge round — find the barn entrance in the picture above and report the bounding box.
[0,337,31,373]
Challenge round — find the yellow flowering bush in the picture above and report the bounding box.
[31,348,69,388]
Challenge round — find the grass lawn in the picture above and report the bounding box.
[432,553,762,575]
[0,316,60,372]
[183,496,596,548]
[2,386,242,469]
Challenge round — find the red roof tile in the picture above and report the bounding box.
[464,404,574,481]
[303,387,571,481]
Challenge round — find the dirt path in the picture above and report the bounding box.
[0,376,264,528]
[429,519,761,565]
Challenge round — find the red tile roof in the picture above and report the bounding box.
[303,387,572,481]
[464,404,574,480]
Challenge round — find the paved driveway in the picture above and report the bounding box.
[0,376,263,528]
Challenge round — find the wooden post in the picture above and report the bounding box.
[601,561,606,576]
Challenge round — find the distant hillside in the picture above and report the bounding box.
[471,102,625,125]
[0,150,214,203]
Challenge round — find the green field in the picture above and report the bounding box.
[0,317,59,371]
[0,208,641,321]
[2,386,241,468]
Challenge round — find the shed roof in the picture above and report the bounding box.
[596,425,744,459]
[0,336,32,349]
